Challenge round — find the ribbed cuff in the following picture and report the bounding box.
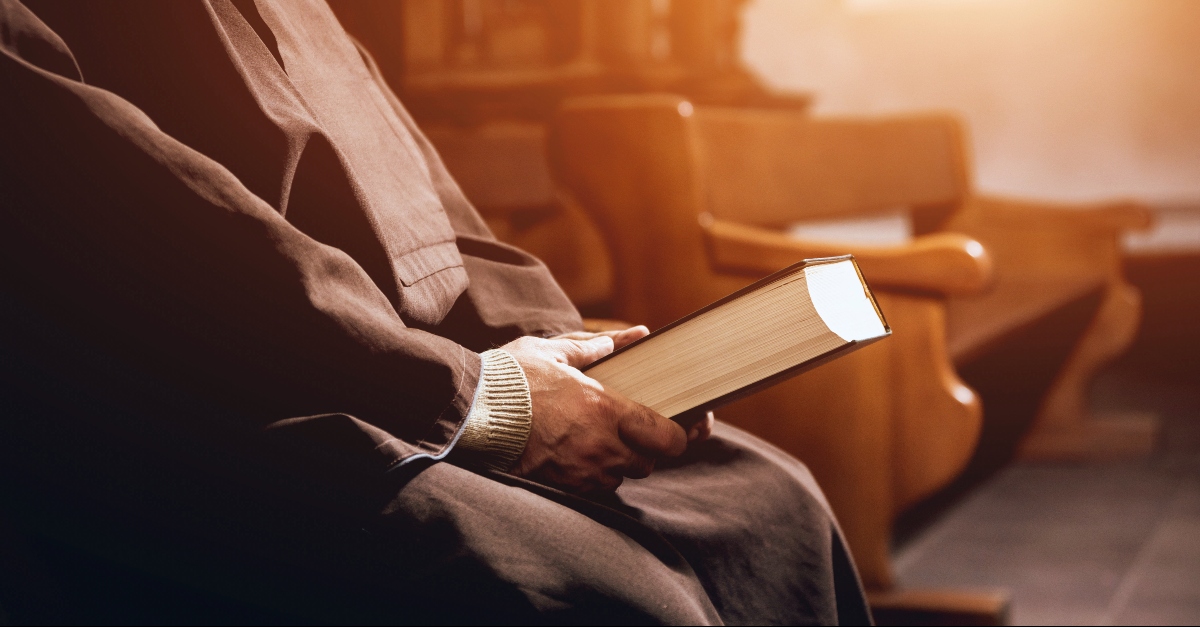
[455,349,533,472]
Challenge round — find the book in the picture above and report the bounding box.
[583,256,890,419]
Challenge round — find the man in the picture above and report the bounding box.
[0,0,871,623]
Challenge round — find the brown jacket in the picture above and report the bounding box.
[0,0,580,475]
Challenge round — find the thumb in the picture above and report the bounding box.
[548,335,614,368]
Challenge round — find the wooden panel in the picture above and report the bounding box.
[885,292,981,512]
[693,109,970,227]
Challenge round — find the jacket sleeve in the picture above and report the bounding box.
[0,1,479,470]
[352,38,586,350]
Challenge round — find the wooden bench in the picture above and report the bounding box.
[687,102,1154,462]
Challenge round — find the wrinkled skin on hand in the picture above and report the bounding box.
[504,326,713,494]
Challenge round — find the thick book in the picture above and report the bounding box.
[583,256,891,419]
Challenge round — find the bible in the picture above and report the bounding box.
[583,256,890,419]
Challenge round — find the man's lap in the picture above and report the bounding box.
[374,422,870,625]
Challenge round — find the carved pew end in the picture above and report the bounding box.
[1018,281,1160,460]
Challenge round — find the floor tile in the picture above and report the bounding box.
[892,366,1200,626]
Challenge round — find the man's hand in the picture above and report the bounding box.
[550,327,715,444]
[503,327,687,493]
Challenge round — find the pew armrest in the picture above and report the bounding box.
[702,217,993,297]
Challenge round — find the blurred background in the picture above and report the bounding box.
[329,1,1199,624]
[744,0,1200,204]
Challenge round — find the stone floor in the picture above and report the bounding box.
[892,366,1200,625]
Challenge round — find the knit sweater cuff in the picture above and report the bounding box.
[455,349,533,472]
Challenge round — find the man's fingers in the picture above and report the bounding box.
[686,411,715,443]
[546,335,614,368]
[610,325,649,351]
[552,331,602,342]
[553,326,649,351]
[615,401,687,458]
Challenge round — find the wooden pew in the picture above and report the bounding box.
[689,104,1154,461]
[549,93,994,602]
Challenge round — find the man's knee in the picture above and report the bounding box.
[373,463,720,623]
